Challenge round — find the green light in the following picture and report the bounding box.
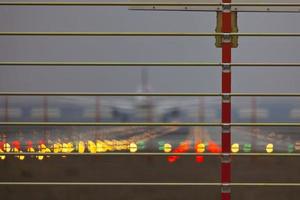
[288,144,294,153]
[243,144,252,153]
[137,141,145,150]
[158,146,164,151]
[158,141,165,151]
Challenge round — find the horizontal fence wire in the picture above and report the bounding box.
[0,92,220,96]
[0,62,220,67]
[0,182,299,186]
[0,32,300,37]
[1,62,300,67]
[0,2,300,7]
[1,92,300,97]
[0,2,222,6]
[1,153,300,156]
[1,122,300,126]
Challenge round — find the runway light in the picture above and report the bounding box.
[266,143,274,153]
[158,141,165,151]
[295,142,300,151]
[53,143,62,153]
[207,141,221,153]
[0,142,5,160]
[137,141,145,150]
[37,155,44,160]
[4,143,11,152]
[18,152,25,161]
[78,141,85,153]
[167,141,190,163]
[243,144,252,153]
[67,142,74,153]
[196,143,205,153]
[129,142,137,153]
[0,150,5,160]
[96,140,107,152]
[288,144,295,153]
[231,143,240,153]
[164,143,172,153]
[12,140,20,151]
[62,143,68,153]
[87,141,97,153]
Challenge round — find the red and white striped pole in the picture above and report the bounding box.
[221,0,232,200]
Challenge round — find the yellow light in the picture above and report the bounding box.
[18,151,25,160]
[62,143,68,153]
[53,143,62,153]
[196,143,205,153]
[129,142,137,153]
[67,142,74,153]
[78,141,85,153]
[37,155,44,160]
[39,144,47,153]
[104,140,115,151]
[36,144,50,160]
[27,147,35,152]
[96,141,107,153]
[87,141,97,153]
[4,143,10,152]
[164,143,172,153]
[231,143,240,153]
[266,143,274,153]
[0,149,5,160]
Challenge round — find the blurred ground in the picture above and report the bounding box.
[0,155,299,200]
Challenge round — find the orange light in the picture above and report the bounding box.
[207,141,221,153]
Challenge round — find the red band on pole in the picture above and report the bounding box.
[221,162,231,182]
[222,102,231,123]
[222,72,231,93]
[222,130,231,153]
[222,193,231,200]
[222,43,232,63]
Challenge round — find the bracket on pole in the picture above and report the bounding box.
[215,12,238,48]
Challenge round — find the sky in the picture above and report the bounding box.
[0,2,300,94]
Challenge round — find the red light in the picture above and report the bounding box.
[195,156,204,163]
[167,156,179,163]
[38,140,45,145]
[207,141,221,153]
[167,140,190,163]
[0,141,4,151]
[12,140,20,151]
[26,140,33,149]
